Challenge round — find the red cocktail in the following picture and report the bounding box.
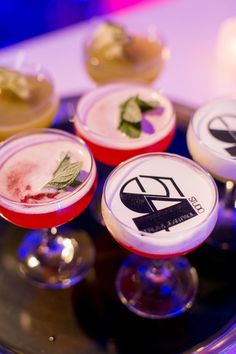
[0,128,97,288]
[74,83,175,166]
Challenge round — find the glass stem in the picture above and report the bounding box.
[39,227,64,264]
[140,259,176,296]
[116,254,198,318]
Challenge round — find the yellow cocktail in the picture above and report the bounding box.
[84,21,169,84]
[0,62,59,141]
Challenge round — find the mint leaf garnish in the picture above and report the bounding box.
[52,154,70,176]
[0,67,30,100]
[118,95,160,138]
[135,97,160,112]
[119,120,141,138]
[121,97,142,123]
[45,154,83,190]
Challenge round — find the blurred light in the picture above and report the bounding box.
[57,236,64,244]
[217,17,236,75]
[163,47,170,61]
[226,180,234,190]
[51,227,57,235]
[61,238,74,263]
[103,0,152,12]
[20,311,31,331]
[27,256,40,268]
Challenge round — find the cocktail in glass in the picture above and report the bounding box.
[0,62,59,141]
[74,83,175,223]
[0,128,97,288]
[74,83,175,165]
[102,153,218,318]
[187,97,236,249]
[84,20,169,85]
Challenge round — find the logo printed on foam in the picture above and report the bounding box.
[120,175,202,234]
[208,114,236,157]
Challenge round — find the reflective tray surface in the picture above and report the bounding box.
[0,96,235,354]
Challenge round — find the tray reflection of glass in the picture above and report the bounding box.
[0,129,97,288]
[84,20,169,84]
[0,62,59,141]
[102,153,218,319]
[187,98,236,250]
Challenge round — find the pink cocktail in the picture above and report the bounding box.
[74,83,175,166]
[0,129,97,288]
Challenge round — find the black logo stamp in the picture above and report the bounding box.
[120,175,203,234]
[208,114,236,157]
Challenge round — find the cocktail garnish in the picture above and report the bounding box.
[45,154,83,190]
[135,96,160,112]
[119,95,160,138]
[92,22,130,60]
[0,67,30,100]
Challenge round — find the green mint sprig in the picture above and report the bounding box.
[135,97,160,112]
[118,95,160,138]
[0,67,30,100]
[45,154,83,190]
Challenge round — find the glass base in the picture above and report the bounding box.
[116,254,198,319]
[207,203,236,250]
[18,227,95,289]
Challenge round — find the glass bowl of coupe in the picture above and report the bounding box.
[74,83,176,165]
[102,152,219,319]
[0,128,97,288]
[84,19,169,85]
[187,97,236,250]
[0,61,59,141]
[74,83,176,223]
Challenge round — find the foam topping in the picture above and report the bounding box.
[105,154,217,237]
[76,84,175,149]
[0,132,95,212]
[194,99,236,159]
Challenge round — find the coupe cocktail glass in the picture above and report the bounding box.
[187,97,236,249]
[102,153,218,318]
[84,20,169,85]
[74,83,176,165]
[0,128,97,288]
[0,61,59,141]
[74,83,175,223]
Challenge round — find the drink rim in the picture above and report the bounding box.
[0,60,59,133]
[102,152,219,237]
[189,96,236,161]
[0,128,95,208]
[74,83,175,149]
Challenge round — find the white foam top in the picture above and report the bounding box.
[102,153,218,256]
[0,131,96,214]
[192,98,236,160]
[75,84,175,150]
